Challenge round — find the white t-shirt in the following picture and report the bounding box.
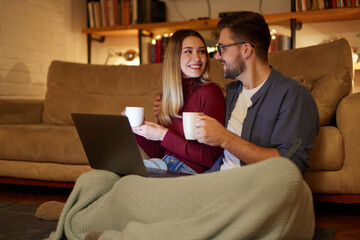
[220,81,266,171]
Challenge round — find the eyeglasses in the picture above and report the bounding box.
[216,42,255,56]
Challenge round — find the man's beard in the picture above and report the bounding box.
[222,56,245,79]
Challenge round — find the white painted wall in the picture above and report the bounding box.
[0,0,86,99]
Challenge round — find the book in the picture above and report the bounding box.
[100,0,110,27]
[132,0,138,24]
[108,0,114,25]
[117,0,122,25]
[155,38,162,63]
[149,41,156,63]
[93,1,102,27]
[302,0,307,11]
[325,0,333,8]
[312,0,319,9]
[122,0,131,25]
[87,1,95,28]
[332,0,337,8]
[140,35,152,64]
[150,0,166,22]
[114,0,120,25]
[137,0,166,23]
[161,34,170,62]
[137,0,146,24]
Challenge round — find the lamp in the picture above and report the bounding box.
[105,48,138,65]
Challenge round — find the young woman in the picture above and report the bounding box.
[132,29,225,174]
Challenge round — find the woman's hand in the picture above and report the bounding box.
[132,121,168,141]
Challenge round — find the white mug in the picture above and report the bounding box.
[182,112,204,140]
[125,107,144,127]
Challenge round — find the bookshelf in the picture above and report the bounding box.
[82,7,360,64]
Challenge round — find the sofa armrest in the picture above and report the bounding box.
[0,99,43,124]
[336,92,360,192]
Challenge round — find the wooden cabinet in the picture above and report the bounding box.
[82,7,360,64]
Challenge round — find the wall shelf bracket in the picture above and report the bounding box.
[87,34,106,64]
[295,21,303,30]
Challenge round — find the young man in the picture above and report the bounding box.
[195,11,319,175]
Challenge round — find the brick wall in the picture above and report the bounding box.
[0,0,86,99]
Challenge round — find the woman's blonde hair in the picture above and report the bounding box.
[158,29,210,126]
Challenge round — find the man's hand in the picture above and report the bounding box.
[153,95,162,117]
[194,115,228,147]
[132,121,168,141]
[195,115,281,165]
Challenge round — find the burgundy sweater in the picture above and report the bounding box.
[135,78,225,173]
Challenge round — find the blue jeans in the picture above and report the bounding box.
[162,155,197,174]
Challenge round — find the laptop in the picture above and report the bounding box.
[71,113,190,178]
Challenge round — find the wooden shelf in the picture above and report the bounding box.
[265,7,360,24]
[82,18,220,37]
[82,7,360,37]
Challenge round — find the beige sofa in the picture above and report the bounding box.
[0,39,359,201]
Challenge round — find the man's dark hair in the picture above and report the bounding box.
[218,11,271,62]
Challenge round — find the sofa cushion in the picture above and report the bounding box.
[43,61,163,125]
[0,124,87,164]
[292,75,316,92]
[307,126,344,171]
[310,67,352,126]
[0,99,43,124]
[292,68,352,126]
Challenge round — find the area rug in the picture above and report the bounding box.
[0,201,336,240]
[313,228,336,240]
[0,202,57,240]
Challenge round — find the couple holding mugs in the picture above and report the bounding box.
[125,10,319,177]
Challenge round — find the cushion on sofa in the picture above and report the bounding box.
[43,61,163,125]
[0,99,43,124]
[310,67,352,126]
[0,124,87,164]
[292,75,316,92]
[292,68,352,126]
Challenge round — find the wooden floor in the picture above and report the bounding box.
[314,201,360,240]
[1,183,360,240]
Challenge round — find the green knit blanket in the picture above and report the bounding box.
[46,157,314,240]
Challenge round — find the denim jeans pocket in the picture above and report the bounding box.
[162,155,197,174]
